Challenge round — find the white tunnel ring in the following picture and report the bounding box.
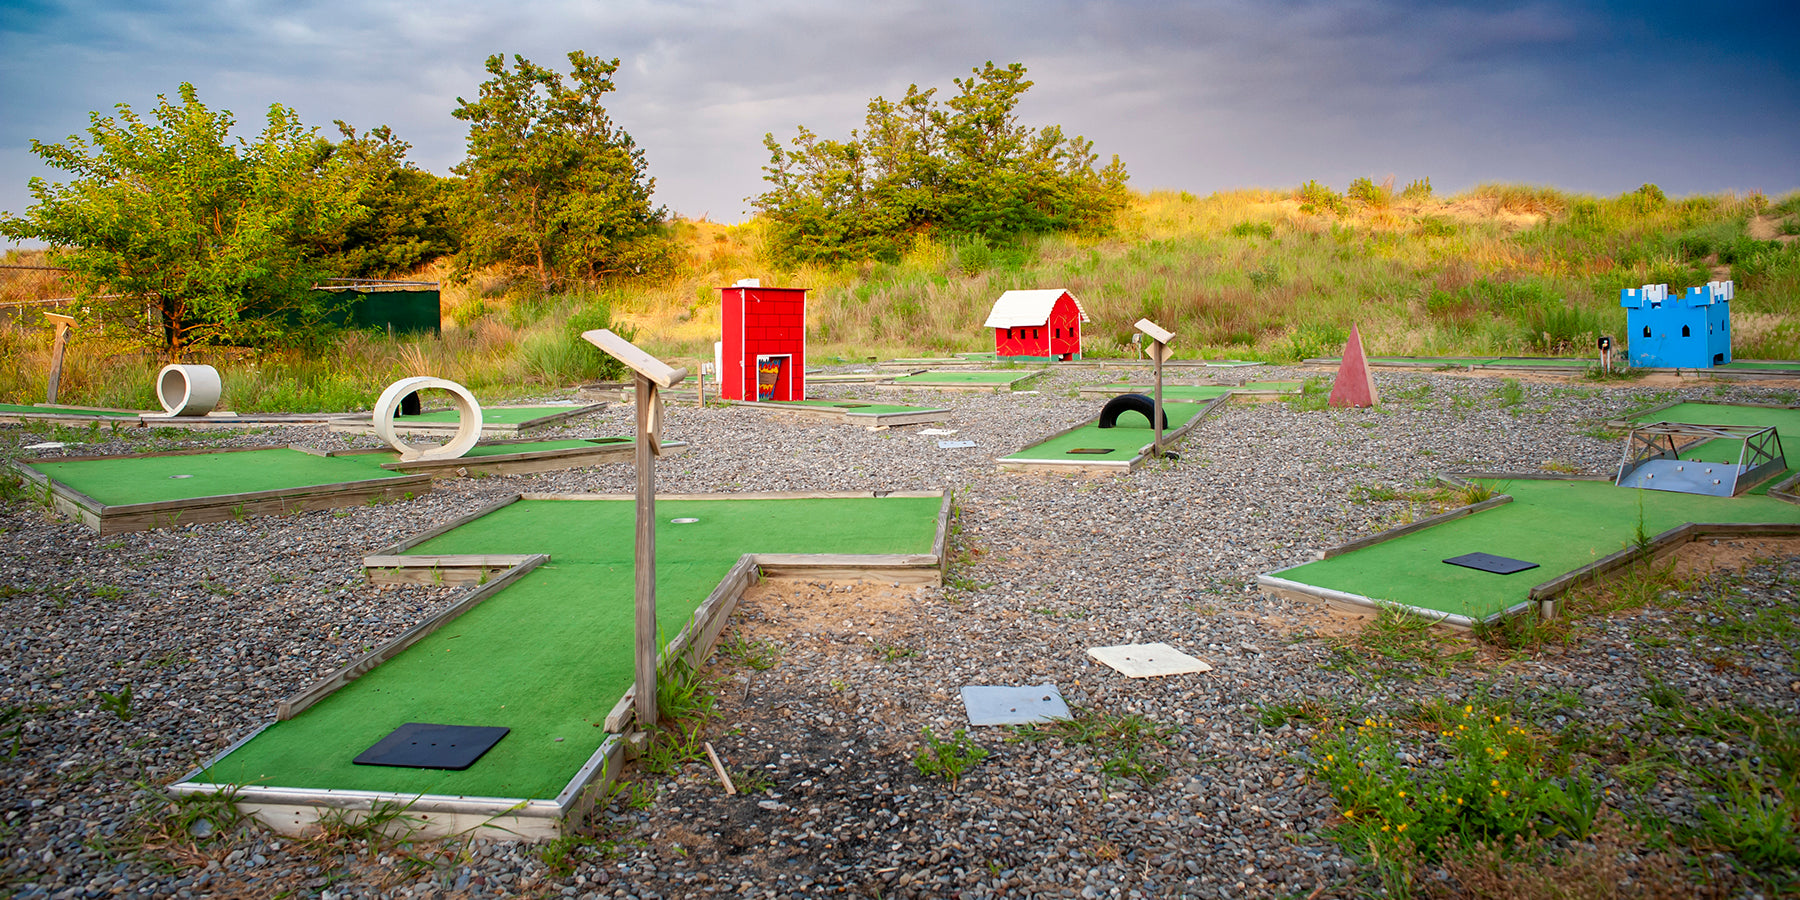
[154,364,222,417]
[372,376,483,461]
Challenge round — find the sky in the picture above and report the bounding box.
[2,0,1797,244]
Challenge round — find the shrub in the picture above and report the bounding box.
[1296,180,1350,216]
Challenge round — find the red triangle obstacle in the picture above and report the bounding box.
[1328,325,1379,408]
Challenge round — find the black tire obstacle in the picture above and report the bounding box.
[1097,393,1168,429]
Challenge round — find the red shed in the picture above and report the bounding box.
[983,289,1089,360]
[719,282,807,402]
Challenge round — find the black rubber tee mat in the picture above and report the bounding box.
[1443,552,1539,575]
[354,723,510,770]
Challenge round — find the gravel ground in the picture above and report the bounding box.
[2,365,1797,899]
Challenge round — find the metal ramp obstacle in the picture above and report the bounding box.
[1614,421,1786,497]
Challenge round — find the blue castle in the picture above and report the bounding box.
[1620,281,1733,369]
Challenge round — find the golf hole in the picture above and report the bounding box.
[670,517,699,524]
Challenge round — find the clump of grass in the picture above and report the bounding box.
[913,726,987,789]
[718,632,782,670]
[1015,708,1176,786]
[1331,605,1476,677]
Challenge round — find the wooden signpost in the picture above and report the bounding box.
[45,314,75,405]
[581,329,688,730]
[1134,318,1175,458]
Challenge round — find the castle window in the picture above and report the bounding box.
[1682,325,1690,337]
[1643,326,1651,338]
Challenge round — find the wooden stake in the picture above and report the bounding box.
[634,374,658,729]
[703,741,736,795]
[45,314,75,406]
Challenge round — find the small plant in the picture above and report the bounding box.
[913,725,988,789]
[870,639,919,661]
[538,834,599,877]
[1332,605,1475,678]
[98,683,133,721]
[1454,479,1501,506]
[1495,378,1525,408]
[718,632,782,670]
[310,798,424,846]
[732,768,774,794]
[1016,708,1175,785]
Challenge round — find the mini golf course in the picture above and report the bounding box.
[999,397,1212,475]
[1074,382,1300,402]
[1260,403,1800,625]
[881,370,1044,392]
[175,492,949,838]
[329,403,605,437]
[13,438,680,534]
[730,399,950,428]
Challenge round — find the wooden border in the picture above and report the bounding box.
[328,403,606,437]
[175,490,949,841]
[381,440,687,477]
[9,451,432,535]
[724,400,949,429]
[874,370,1046,393]
[997,394,1226,476]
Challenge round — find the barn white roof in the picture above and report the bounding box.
[981,289,1090,328]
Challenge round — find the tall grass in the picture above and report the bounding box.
[5,182,1797,410]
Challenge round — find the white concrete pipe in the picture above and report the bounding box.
[150,364,222,417]
[373,376,483,461]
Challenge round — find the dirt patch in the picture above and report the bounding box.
[1665,536,1800,582]
[733,579,926,644]
[1747,214,1797,243]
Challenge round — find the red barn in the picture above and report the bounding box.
[719,282,807,402]
[983,289,1088,360]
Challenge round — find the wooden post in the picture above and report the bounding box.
[45,314,75,406]
[634,373,658,729]
[580,328,687,735]
[1152,341,1164,459]
[1133,319,1175,460]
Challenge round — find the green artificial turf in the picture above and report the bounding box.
[1275,478,1800,621]
[28,448,405,506]
[1086,382,1299,402]
[0,403,143,417]
[193,495,942,799]
[396,405,590,425]
[890,371,1039,386]
[1717,360,1800,371]
[1002,402,1204,461]
[458,438,626,457]
[768,400,939,414]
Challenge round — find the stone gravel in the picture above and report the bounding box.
[2,365,1797,898]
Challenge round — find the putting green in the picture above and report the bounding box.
[767,400,938,414]
[393,405,589,425]
[24,441,630,507]
[0,403,142,417]
[1003,402,1205,461]
[1274,479,1800,621]
[891,371,1039,386]
[1087,382,1299,401]
[27,448,407,506]
[192,495,942,799]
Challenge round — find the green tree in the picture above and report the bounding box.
[315,123,462,278]
[0,84,369,359]
[754,61,1129,266]
[452,51,674,291]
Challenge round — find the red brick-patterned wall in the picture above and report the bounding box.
[721,287,807,401]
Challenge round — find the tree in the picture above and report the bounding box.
[754,62,1130,266]
[452,51,674,291]
[315,123,462,278]
[0,84,371,359]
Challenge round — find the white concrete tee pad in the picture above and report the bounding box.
[1086,642,1212,678]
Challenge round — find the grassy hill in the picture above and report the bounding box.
[3,182,1798,410]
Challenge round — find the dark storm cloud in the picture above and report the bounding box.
[3,0,1796,242]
